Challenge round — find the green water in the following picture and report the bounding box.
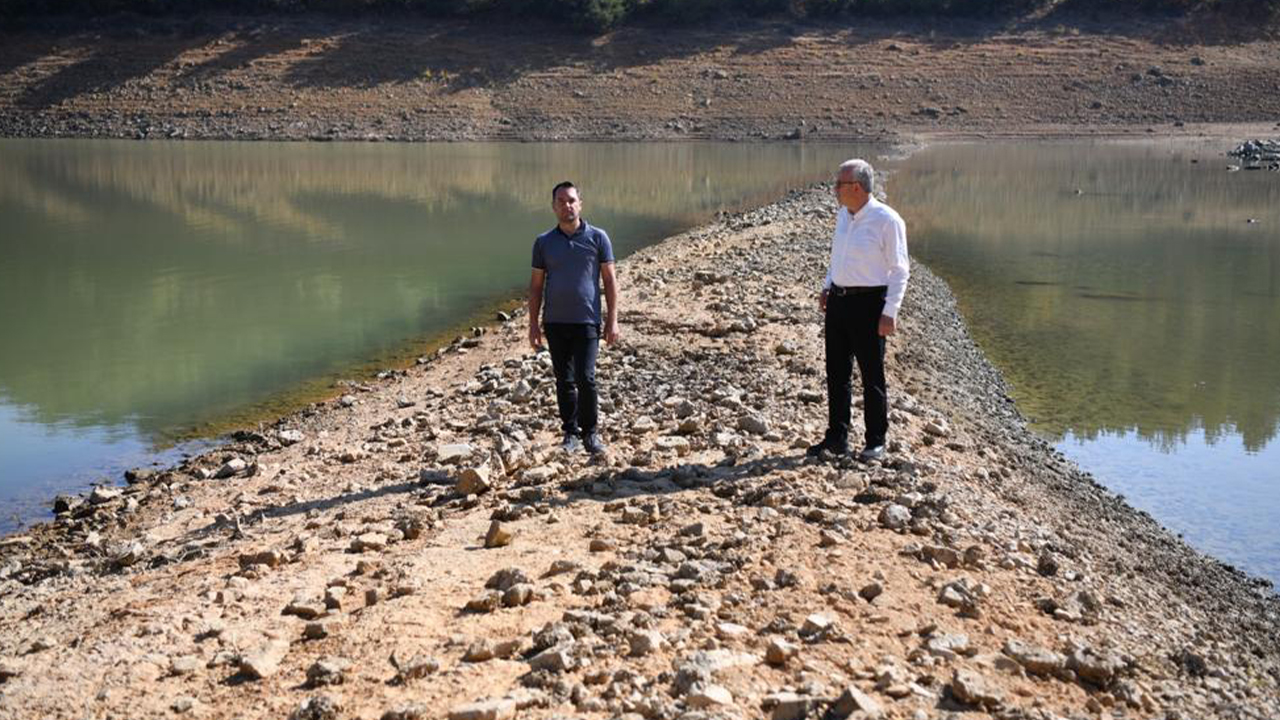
[887,139,1280,584]
[0,139,877,524]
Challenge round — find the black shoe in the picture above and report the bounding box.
[561,433,583,453]
[806,439,849,457]
[858,444,886,462]
[583,432,606,455]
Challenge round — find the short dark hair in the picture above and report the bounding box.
[552,181,578,200]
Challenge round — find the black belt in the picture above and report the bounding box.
[828,284,887,297]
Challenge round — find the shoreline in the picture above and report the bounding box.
[1,184,1276,719]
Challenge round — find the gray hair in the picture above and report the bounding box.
[838,159,875,194]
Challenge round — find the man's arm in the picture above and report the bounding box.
[528,268,546,349]
[879,216,910,337]
[601,262,620,344]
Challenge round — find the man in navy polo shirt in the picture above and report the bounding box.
[528,181,620,455]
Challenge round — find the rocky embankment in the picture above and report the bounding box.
[1228,139,1280,170]
[1,187,1278,720]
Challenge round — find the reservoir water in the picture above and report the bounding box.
[2,138,1277,586]
[888,140,1280,585]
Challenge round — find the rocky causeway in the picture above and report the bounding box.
[1,185,1278,719]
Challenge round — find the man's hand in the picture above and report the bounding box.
[818,289,829,313]
[528,323,543,350]
[878,314,896,337]
[604,321,620,345]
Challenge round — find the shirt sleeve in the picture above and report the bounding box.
[531,237,546,270]
[824,209,845,290]
[597,230,615,264]
[881,214,910,319]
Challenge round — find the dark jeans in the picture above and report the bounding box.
[824,289,888,448]
[544,322,600,436]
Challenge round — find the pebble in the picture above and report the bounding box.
[457,467,492,495]
[306,656,350,687]
[950,668,1004,707]
[484,521,513,548]
[438,444,475,464]
[878,504,911,530]
[686,683,734,708]
[831,685,883,718]
[765,638,799,666]
[239,639,290,679]
[290,695,342,720]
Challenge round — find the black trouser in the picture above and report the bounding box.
[824,288,888,448]
[544,322,600,436]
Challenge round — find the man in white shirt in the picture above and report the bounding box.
[808,159,910,462]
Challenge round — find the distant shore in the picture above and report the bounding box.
[2,14,1280,144]
[1,184,1276,719]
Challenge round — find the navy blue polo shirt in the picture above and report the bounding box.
[532,220,615,325]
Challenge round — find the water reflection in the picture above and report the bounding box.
[889,140,1280,584]
[0,139,872,518]
[890,141,1280,451]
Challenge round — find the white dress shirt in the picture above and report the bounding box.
[823,196,910,319]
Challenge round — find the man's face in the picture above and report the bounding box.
[834,172,868,209]
[553,186,582,224]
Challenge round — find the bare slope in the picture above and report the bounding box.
[1,16,1279,141]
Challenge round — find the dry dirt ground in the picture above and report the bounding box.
[1,14,1279,142]
[1,187,1277,720]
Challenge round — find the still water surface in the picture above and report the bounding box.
[888,140,1280,584]
[0,139,873,525]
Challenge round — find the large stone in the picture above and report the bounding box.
[466,590,501,613]
[381,705,430,720]
[278,429,306,446]
[878,504,911,530]
[502,584,535,608]
[215,458,248,479]
[0,659,24,682]
[768,692,814,720]
[484,521,513,549]
[350,533,388,553]
[687,684,734,708]
[1003,639,1066,676]
[831,685,883,718]
[528,645,574,673]
[306,657,350,687]
[765,638,799,666]
[284,592,327,620]
[486,567,531,591]
[448,699,517,720]
[89,486,123,504]
[951,668,1004,707]
[801,613,833,636]
[1068,647,1125,686]
[654,436,691,455]
[240,639,290,679]
[290,695,342,720]
[456,467,492,495]
[629,630,665,657]
[438,444,475,464]
[738,414,770,435]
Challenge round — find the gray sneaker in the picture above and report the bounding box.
[562,433,583,454]
[583,432,606,455]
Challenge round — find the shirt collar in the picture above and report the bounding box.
[851,196,880,222]
[556,219,590,240]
